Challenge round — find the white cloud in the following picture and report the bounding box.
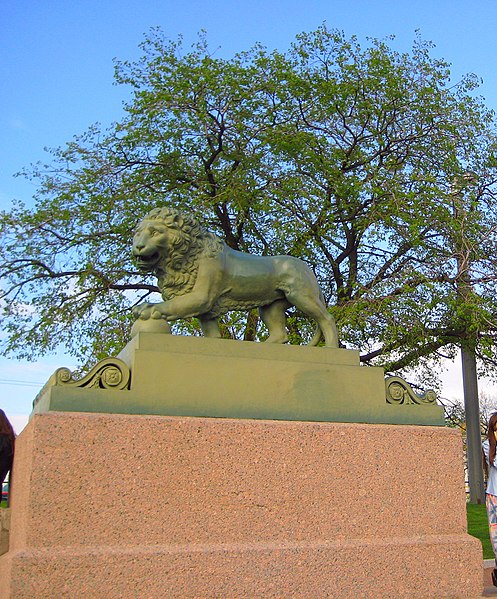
[10,414,29,435]
[8,118,28,131]
[439,354,497,402]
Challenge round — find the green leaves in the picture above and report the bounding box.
[2,25,497,382]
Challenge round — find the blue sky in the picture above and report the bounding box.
[2,0,497,429]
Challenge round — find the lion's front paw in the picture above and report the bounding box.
[133,302,155,320]
[133,302,170,321]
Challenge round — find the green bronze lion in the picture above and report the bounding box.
[132,207,338,347]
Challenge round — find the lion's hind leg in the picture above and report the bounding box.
[285,292,338,348]
[259,299,291,344]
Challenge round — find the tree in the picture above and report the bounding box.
[450,173,485,502]
[2,25,497,380]
[442,391,497,433]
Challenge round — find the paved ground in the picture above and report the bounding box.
[482,560,497,596]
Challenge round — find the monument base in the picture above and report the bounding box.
[0,412,482,598]
[32,333,444,426]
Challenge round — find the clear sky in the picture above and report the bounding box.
[1,0,497,431]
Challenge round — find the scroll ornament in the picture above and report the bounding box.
[385,376,437,405]
[32,358,131,409]
[52,358,131,390]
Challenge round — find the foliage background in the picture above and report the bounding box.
[2,26,497,391]
[3,1,497,423]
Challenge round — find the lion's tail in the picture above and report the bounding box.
[307,288,328,346]
[308,325,323,346]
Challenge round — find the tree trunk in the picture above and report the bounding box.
[452,173,484,504]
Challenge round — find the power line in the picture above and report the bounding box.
[0,379,44,388]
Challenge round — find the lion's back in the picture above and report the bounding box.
[206,248,318,312]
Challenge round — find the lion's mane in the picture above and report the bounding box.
[144,207,224,300]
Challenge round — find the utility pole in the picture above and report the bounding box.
[461,347,485,503]
[451,173,485,504]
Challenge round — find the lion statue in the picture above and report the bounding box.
[132,207,338,347]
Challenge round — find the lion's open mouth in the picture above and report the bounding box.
[133,251,161,270]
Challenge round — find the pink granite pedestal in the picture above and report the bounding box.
[0,412,482,598]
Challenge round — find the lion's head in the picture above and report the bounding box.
[132,207,223,299]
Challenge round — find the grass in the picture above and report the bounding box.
[467,502,494,559]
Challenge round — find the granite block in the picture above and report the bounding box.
[0,412,482,598]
